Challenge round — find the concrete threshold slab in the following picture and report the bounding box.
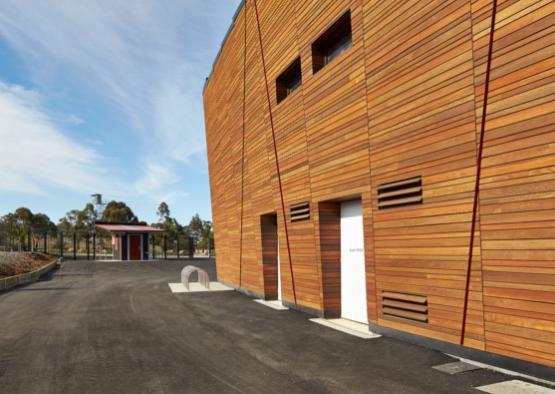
[432,361,482,375]
[476,380,555,394]
[168,282,233,293]
[253,299,289,310]
[310,318,381,339]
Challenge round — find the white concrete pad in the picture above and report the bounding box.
[477,380,555,393]
[432,361,482,374]
[310,318,381,339]
[253,299,289,310]
[168,282,233,293]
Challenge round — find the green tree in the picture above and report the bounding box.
[152,202,183,252]
[32,213,56,233]
[187,214,204,244]
[159,218,182,240]
[14,207,33,228]
[101,201,138,224]
[0,213,17,250]
[0,208,56,251]
[57,217,73,234]
[13,208,34,250]
[184,214,213,254]
[0,218,7,250]
[60,203,97,234]
[29,212,56,250]
[157,202,170,222]
[197,220,214,251]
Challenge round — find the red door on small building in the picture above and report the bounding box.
[129,235,141,260]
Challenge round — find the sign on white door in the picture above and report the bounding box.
[340,200,368,323]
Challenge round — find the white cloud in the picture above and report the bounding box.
[0,1,239,185]
[132,158,191,205]
[0,1,241,219]
[58,114,84,125]
[0,82,117,195]
[134,159,177,194]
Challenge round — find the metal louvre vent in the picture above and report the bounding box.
[382,290,428,323]
[290,202,310,222]
[377,176,423,210]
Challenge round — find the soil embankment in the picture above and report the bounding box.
[0,252,56,278]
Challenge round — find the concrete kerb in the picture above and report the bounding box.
[0,258,61,292]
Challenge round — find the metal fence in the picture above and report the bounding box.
[0,230,215,260]
[149,233,215,259]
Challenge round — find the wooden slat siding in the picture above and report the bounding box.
[470,0,498,352]
[243,3,259,292]
[363,0,485,349]
[474,0,555,367]
[244,2,274,294]
[256,0,321,309]
[204,0,555,367]
[249,0,288,302]
[317,202,341,316]
[237,5,247,289]
[228,7,247,289]
[294,0,376,313]
[356,1,378,325]
[296,0,372,202]
[204,8,242,286]
[362,191,378,323]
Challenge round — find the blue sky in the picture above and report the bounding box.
[0,0,241,224]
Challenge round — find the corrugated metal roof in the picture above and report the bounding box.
[204,0,245,91]
[96,224,163,233]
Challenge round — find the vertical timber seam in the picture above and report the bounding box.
[253,0,297,304]
[460,0,498,346]
[239,2,247,288]
[467,0,487,346]
[290,0,324,310]
[359,0,380,324]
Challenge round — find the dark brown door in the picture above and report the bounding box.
[129,235,141,260]
[260,214,279,300]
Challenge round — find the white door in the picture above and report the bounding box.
[340,200,368,323]
[277,240,282,301]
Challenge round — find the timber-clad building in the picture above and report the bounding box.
[203,0,555,375]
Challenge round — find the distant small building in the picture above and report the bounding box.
[95,223,163,261]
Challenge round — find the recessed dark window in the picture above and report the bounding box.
[312,11,352,74]
[276,57,302,104]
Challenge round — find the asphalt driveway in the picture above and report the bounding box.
[0,260,543,393]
